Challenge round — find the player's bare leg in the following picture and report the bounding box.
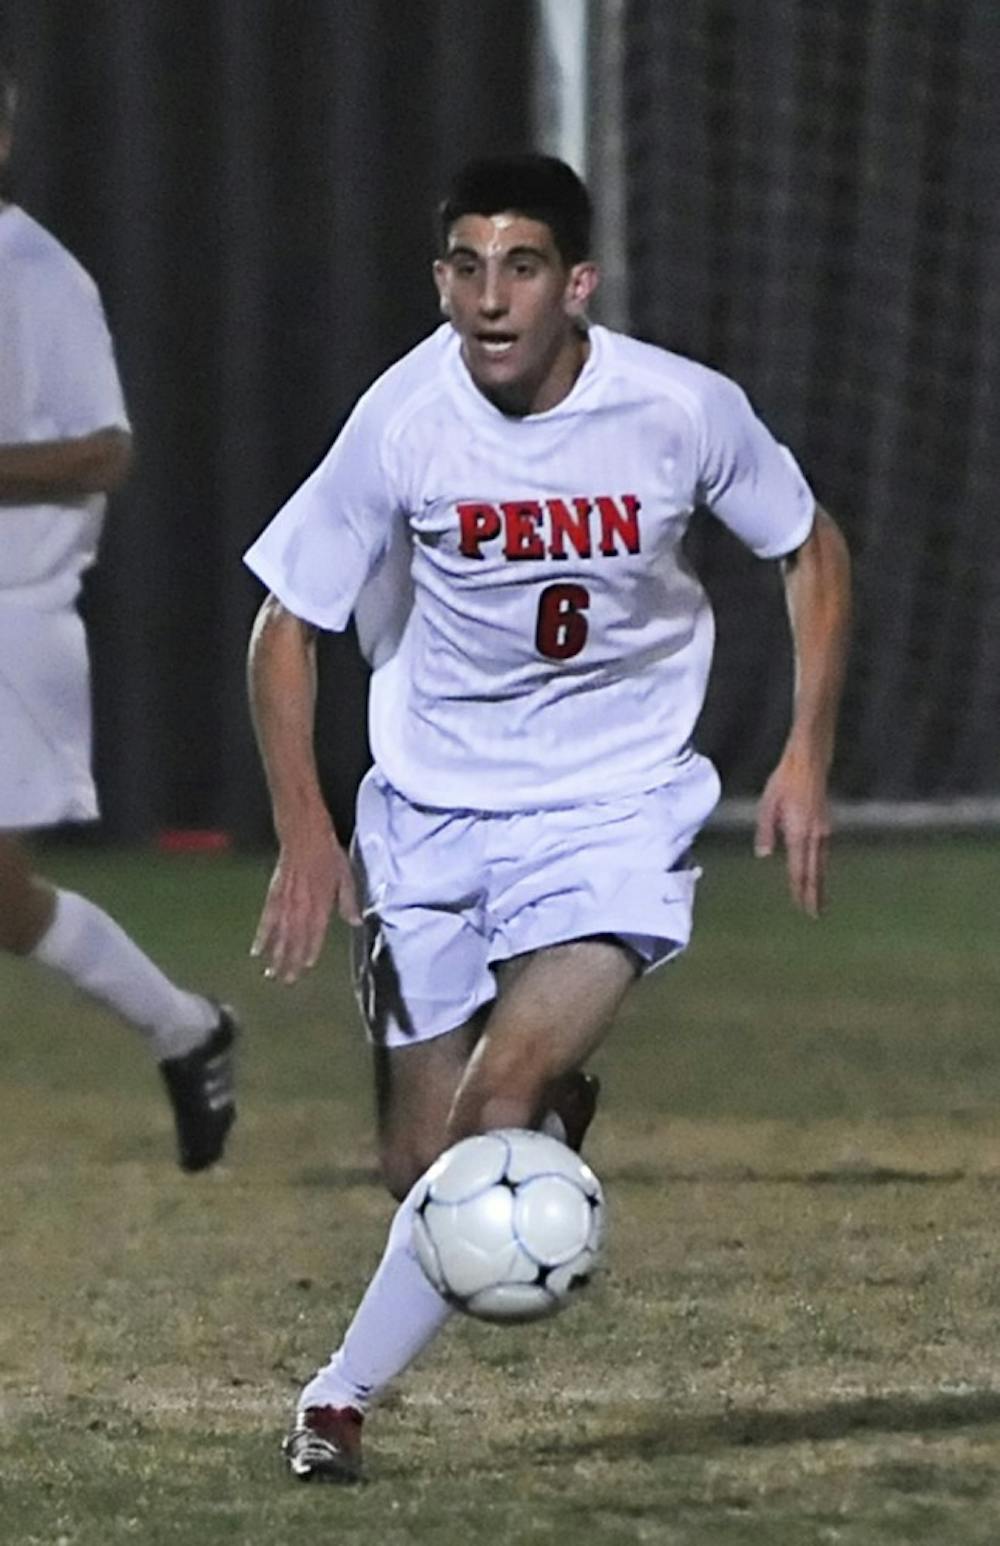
[0,833,56,954]
[447,937,638,1142]
[0,830,236,1170]
[373,1015,484,1199]
[372,959,607,1199]
[491,942,622,1150]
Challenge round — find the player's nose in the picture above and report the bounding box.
[478,269,509,318]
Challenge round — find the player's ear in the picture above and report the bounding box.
[564,261,600,319]
[433,259,451,319]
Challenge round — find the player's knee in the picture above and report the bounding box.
[447,1063,541,1145]
[456,1090,538,1142]
[457,1045,554,1131]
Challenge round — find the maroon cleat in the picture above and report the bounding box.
[283,1404,364,1483]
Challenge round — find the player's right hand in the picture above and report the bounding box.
[250,829,361,984]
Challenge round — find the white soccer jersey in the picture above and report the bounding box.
[244,323,815,810]
[0,205,130,609]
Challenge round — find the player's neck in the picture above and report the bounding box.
[534,329,591,414]
[476,329,591,419]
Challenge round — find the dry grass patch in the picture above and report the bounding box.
[1,840,999,1543]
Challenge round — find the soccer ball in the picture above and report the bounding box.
[411,1128,605,1323]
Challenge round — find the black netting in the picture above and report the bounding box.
[623,0,1000,798]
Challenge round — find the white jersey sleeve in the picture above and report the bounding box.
[243,386,403,632]
[32,262,130,437]
[695,372,815,557]
[0,207,129,607]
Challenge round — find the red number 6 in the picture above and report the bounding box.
[535,582,590,661]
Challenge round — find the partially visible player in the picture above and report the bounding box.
[0,54,236,1171]
[245,154,851,1479]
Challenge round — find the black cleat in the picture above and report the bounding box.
[159,1007,237,1172]
[283,1405,364,1483]
[541,1069,601,1154]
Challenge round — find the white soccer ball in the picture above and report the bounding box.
[411,1128,605,1323]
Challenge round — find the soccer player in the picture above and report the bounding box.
[0,55,236,1171]
[245,154,851,1481]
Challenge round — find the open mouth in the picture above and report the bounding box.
[475,333,517,358]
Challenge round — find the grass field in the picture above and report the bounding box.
[2,835,1000,1544]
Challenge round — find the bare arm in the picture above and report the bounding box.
[247,594,361,983]
[0,427,133,503]
[754,506,852,916]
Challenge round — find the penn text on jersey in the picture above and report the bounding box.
[457,494,642,561]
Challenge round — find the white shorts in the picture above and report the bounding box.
[351,753,721,1047]
[0,603,98,831]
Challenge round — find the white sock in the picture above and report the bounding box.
[31,888,218,1061]
[298,1175,453,1415]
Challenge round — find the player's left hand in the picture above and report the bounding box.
[251,827,360,985]
[753,753,832,918]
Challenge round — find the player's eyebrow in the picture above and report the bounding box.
[504,245,550,262]
[446,243,551,264]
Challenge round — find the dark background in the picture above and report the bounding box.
[3,0,536,843]
[625,0,1000,805]
[2,0,999,844]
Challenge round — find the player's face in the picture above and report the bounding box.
[434,213,599,417]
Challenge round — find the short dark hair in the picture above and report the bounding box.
[438,154,593,266]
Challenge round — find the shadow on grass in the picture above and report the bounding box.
[528,1387,1000,1463]
[604,1163,967,1187]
